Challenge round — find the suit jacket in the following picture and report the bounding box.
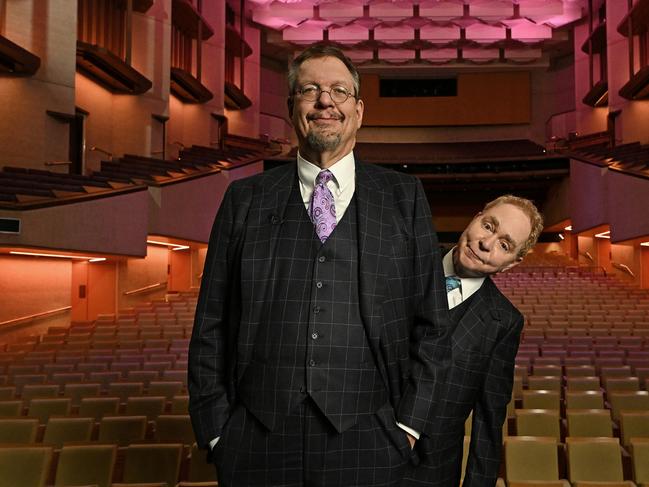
[188,161,451,450]
[404,276,523,486]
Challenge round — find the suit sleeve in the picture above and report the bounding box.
[397,178,453,438]
[463,313,523,486]
[188,184,240,449]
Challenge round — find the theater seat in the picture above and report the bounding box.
[118,443,184,487]
[0,445,53,487]
[620,412,649,448]
[515,409,561,440]
[43,416,93,447]
[186,443,218,483]
[54,444,117,487]
[503,436,569,486]
[98,415,147,446]
[566,409,613,438]
[630,438,649,487]
[0,417,39,443]
[566,437,635,487]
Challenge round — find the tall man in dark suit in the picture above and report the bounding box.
[188,44,450,487]
[404,195,543,487]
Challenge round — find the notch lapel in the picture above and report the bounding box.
[237,163,296,373]
[355,163,394,382]
[454,279,502,352]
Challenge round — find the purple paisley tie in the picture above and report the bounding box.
[309,169,336,242]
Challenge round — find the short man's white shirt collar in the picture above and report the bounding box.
[443,247,485,309]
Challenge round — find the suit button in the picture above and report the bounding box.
[316,281,323,289]
[309,359,316,367]
[318,256,326,263]
[311,332,319,340]
[313,306,320,314]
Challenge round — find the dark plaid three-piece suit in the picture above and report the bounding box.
[188,161,451,486]
[403,274,523,486]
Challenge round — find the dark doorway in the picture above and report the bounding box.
[69,110,85,175]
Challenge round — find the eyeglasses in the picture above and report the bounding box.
[295,84,357,104]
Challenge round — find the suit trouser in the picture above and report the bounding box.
[213,398,412,487]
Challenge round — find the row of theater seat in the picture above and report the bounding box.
[1,442,215,487]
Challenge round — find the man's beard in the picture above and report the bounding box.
[306,130,341,153]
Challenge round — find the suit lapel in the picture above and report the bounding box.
[355,162,393,341]
[239,163,295,368]
[454,278,502,351]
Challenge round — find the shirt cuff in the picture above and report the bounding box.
[396,422,421,440]
[209,437,220,450]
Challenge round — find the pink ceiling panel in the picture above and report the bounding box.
[374,25,415,42]
[510,21,553,41]
[343,49,374,62]
[465,23,507,41]
[378,48,415,61]
[419,0,464,19]
[266,1,315,20]
[420,47,459,60]
[462,48,500,60]
[470,1,514,21]
[420,24,461,41]
[369,1,414,21]
[319,2,364,21]
[328,23,369,42]
[518,0,565,20]
[504,48,543,60]
[282,23,325,42]
[252,11,298,28]
[541,3,584,28]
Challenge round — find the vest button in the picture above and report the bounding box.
[313,306,321,314]
[309,359,316,367]
[316,281,323,289]
[318,256,326,263]
[311,332,319,340]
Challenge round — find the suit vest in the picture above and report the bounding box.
[238,179,387,433]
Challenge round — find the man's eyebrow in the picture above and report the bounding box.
[487,215,518,249]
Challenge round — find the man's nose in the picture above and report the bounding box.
[314,90,335,107]
[479,235,496,251]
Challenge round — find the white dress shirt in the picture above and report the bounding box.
[443,248,485,309]
[297,150,356,221]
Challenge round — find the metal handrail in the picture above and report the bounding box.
[123,281,168,296]
[0,306,72,328]
[45,160,72,166]
[612,262,635,278]
[89,146,113,161]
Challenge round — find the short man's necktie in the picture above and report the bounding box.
[446,276,462,294]
[309,170,336,242]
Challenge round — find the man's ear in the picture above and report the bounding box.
[499,257,523,274]
[287,97,294,118]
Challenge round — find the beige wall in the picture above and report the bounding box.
[167,0,227,151]
[226,23,261,138]
[77,3,171,169]
[0,190,149,256]
[148,172,229,243]
[0,254,71,323]
[0,0,76,170]
[117,244,168,310]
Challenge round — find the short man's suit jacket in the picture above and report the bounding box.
[405,276,523,487]
[188,161,451,449]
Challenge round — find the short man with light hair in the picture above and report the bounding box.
[404,194,543,486]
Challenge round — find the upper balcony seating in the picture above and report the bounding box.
[0,166,140,205]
